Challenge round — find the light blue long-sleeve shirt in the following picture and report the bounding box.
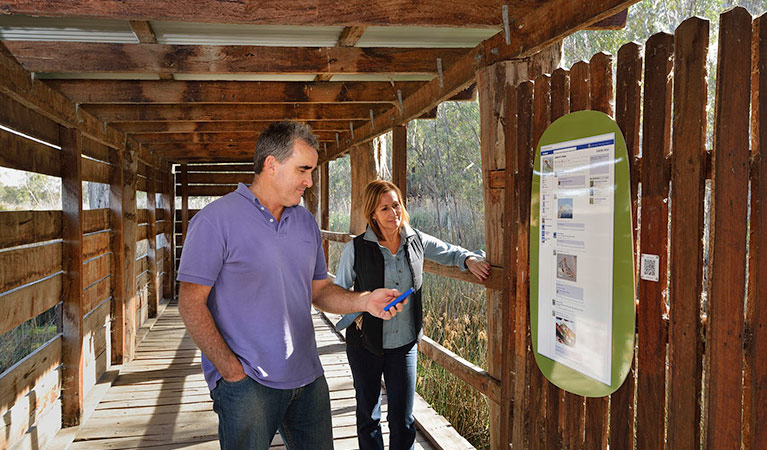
[334,223,484,348]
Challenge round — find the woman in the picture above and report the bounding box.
[334,180,490,450]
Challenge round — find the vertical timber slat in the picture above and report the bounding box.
[350,142,381,235]
[745,12,767,450]
[392,124,408,206]
[61,126,84,426]
[122,140,139,361]
[109,145,126,364]
[610,41,642,450]
[321,162,329,265]
[146,159,158,317]
[548,67,569,448]
[180,163,189,246]
[531,73,553,450]
[477,61,509,450]
[637,31,673,450]
[567,60,589,450]
[704,7,752,449]
[667,17,708,450]
[163,161,174,300]
[584,52,613,450]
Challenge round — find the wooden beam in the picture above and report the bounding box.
[4,41,466,75]
[133,130,343,144]
[112,120,363,134]
[0,43,124,148]
[418,336,501,405]
[317,26,367,82]
[180,164,189,245]
[60,126,84,426]
[321,163,329,266]
[392,124,408,206]
[146,164,159,317]
[43,80,424,104]
[83,103,392,122]
[585,8,629,30]
[128,20,158,43]
[0,0,520,27]
[324,0,639,161]
[121,140,139,362]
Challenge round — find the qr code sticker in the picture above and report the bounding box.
[640,254,660,282]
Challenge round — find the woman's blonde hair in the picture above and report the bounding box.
[363,180,410,241]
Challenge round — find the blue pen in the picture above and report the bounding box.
[384,288,414,312]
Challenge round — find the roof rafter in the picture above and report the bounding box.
[321,0,640,161]
[2,42,467,75]
[42,80,425,104]
[83,103,392,122]
[111,120,364,134]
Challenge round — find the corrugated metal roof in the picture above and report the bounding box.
[35,72,162,80]
[0,15,137,43]
[357,26,498,48]
[151,21,344,46]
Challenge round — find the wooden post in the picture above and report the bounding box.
[146,155,158,317]
[61,126,84,426]
[303,168,320,223]
[610,41,642,450]
[477,43,560,450]
[122,139,139,362]
[392,123,408,206]
[162,161,174,301]
[745,12,767,450]
[584,52,613,450]
[705,8,752,449]
[180,163,189,245]
[667,17,708,450]
[502,80,534,450]
[637,32,673,450]
[350,142,381,235]
[321,162,330,265]
[109,145,126,364]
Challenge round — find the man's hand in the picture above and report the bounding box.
[362,288,407,320]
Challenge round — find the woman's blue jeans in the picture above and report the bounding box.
[346,340,418,450]
[210,374,333,450]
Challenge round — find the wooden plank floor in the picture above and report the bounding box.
[62,302,441,449]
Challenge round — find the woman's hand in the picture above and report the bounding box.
[466,256,491,281]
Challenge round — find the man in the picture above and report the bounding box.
[177,121,404,450]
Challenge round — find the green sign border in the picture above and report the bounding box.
[530,110,635,397]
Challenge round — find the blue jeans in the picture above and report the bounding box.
[346,340,418,450]
[210,375,333,450]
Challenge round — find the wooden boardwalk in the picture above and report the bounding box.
[52,302,466,449]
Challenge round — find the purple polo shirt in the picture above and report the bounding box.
[177,183,328,390]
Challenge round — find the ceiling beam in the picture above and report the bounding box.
[0,1,511,27]
[3,41,466,75]
[133,131,346,144]
[42,80,425,104]
[316,26,367,82]
[111,120,364,134]
[322,0,640,162]
[83,103,392,122]
[128,20,174,80]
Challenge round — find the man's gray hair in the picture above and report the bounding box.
[253,122,319,174]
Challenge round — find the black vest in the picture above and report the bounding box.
[345,230,424,354]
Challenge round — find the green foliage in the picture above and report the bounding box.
[0,305,60,375]
[0,171,61,211]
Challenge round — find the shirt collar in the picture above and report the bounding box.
[235,182,296,220]
[363,222,416,243]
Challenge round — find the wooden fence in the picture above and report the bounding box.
[0,47,174,448]
[493,8,764,449]
[321,7,764,450]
